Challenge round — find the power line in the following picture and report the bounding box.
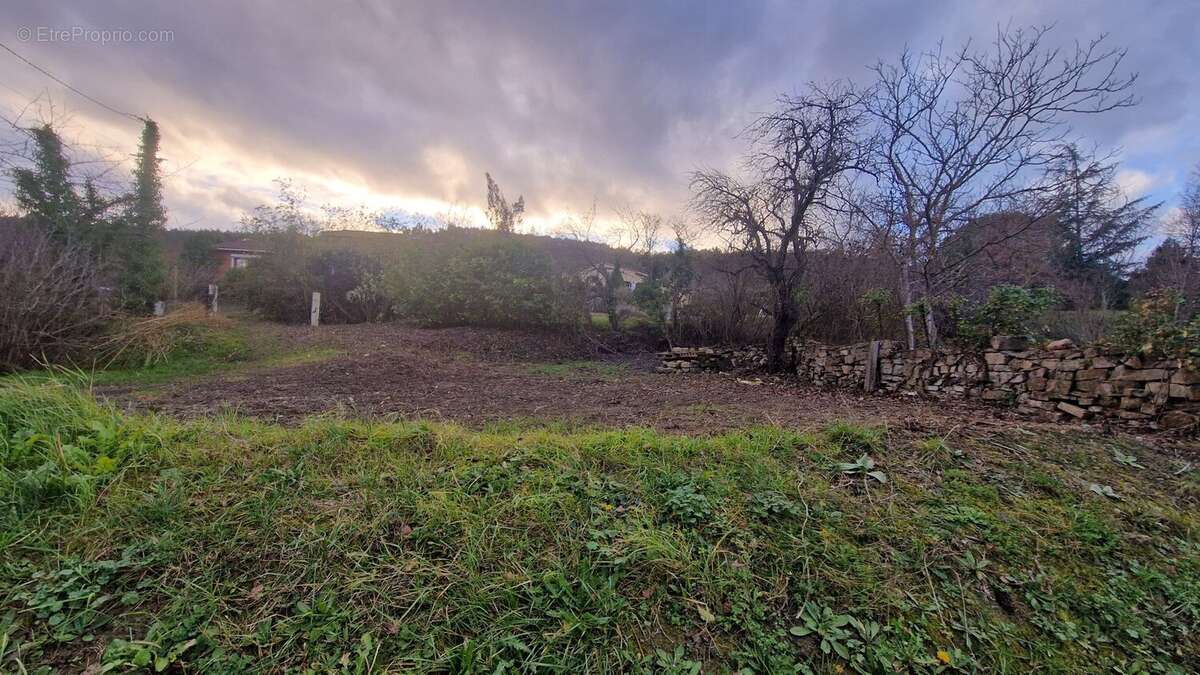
[0,39,143,123]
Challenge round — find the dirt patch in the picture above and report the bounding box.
[97,323,1063,439]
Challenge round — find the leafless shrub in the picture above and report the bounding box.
[0,223,108,371]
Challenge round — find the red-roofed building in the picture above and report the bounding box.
[212,239,268,276]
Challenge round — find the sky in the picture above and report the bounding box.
[1,1,1198,245]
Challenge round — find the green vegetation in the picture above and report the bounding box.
[1,319,339,389]
[2,380,1196,672]
[1108,289,1200,367]
[953,285,1059,346]
[12,119,167,313]
[90,334,339,388]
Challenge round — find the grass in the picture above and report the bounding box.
[1,321,341,389]
[1,379,1197,672]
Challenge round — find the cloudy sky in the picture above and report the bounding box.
[1,1,1198,240]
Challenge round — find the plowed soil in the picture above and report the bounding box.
[96,323,1049,437]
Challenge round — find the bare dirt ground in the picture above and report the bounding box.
[95,322,1095,440]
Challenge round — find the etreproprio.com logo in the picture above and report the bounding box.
[16,26,174,44]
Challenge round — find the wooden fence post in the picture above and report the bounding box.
[864,340,881,392]
[208,284,219,314]
[310,291,321,327]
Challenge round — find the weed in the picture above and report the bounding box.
[789,602,856,659]
[748,490,802,520]
[836,454,888,483]
[653,645,702,674]
[661,482,713,526]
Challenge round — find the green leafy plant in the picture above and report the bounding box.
[662,483,713,526]
[789,602,855,659]
[653,645,702,674]
[102,635,201,673]
[1111,449,1144,469]
[958,550,992,580]
[836,455,887,483]
[16,547,153,644]
[956,285,1059,345]
[1107,289,1200,367]
[748,491,802,520]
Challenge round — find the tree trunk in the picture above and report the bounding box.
[922,274,939,348]
[924,304,939,348]
[900,262,916,350]
[603,281,619,331]
[766,283,796,373]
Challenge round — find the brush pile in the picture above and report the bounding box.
[96,303,233,368]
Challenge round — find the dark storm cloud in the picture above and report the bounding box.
[2,1,1197,228]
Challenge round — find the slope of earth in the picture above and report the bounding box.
[1,380,1197,672]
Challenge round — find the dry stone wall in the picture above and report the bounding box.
[659,337,1200,430]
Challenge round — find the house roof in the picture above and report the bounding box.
[213,239,268,253]
[583,263,647,281]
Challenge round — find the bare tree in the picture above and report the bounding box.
[485,172,525,233]
[1167,164,1200,259]
[691,82,868,372]
[866,25,1137,347]
[1161,163,1200,317]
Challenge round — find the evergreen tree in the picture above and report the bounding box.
[1047,145,1160,306]
[119,118,168,310]
[665,234,694,339]
[11,125,83,242]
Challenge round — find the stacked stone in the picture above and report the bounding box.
[656,347,734,373]
[795,341,875,386]
[658,336,1199,429]
[1010,339,1200,427]
[729,346,767,370]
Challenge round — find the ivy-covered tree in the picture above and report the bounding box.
[117,118,168,310]
[11,124,124,254]
[11,125,84,243]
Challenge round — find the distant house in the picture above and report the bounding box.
[213,239,268,276]
[580,263,647,292]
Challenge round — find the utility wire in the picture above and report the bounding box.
[0,39,144,122]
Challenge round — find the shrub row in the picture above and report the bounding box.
[225,232,586,331]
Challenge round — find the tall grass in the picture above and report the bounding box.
[1,378,1197,673]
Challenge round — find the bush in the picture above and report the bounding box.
[0,224,108,372]
[224,234,383,324]
[226,231,585,330]
[1107,289,1200,366]
[365,238,585,330]
[954,285,1058,346]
